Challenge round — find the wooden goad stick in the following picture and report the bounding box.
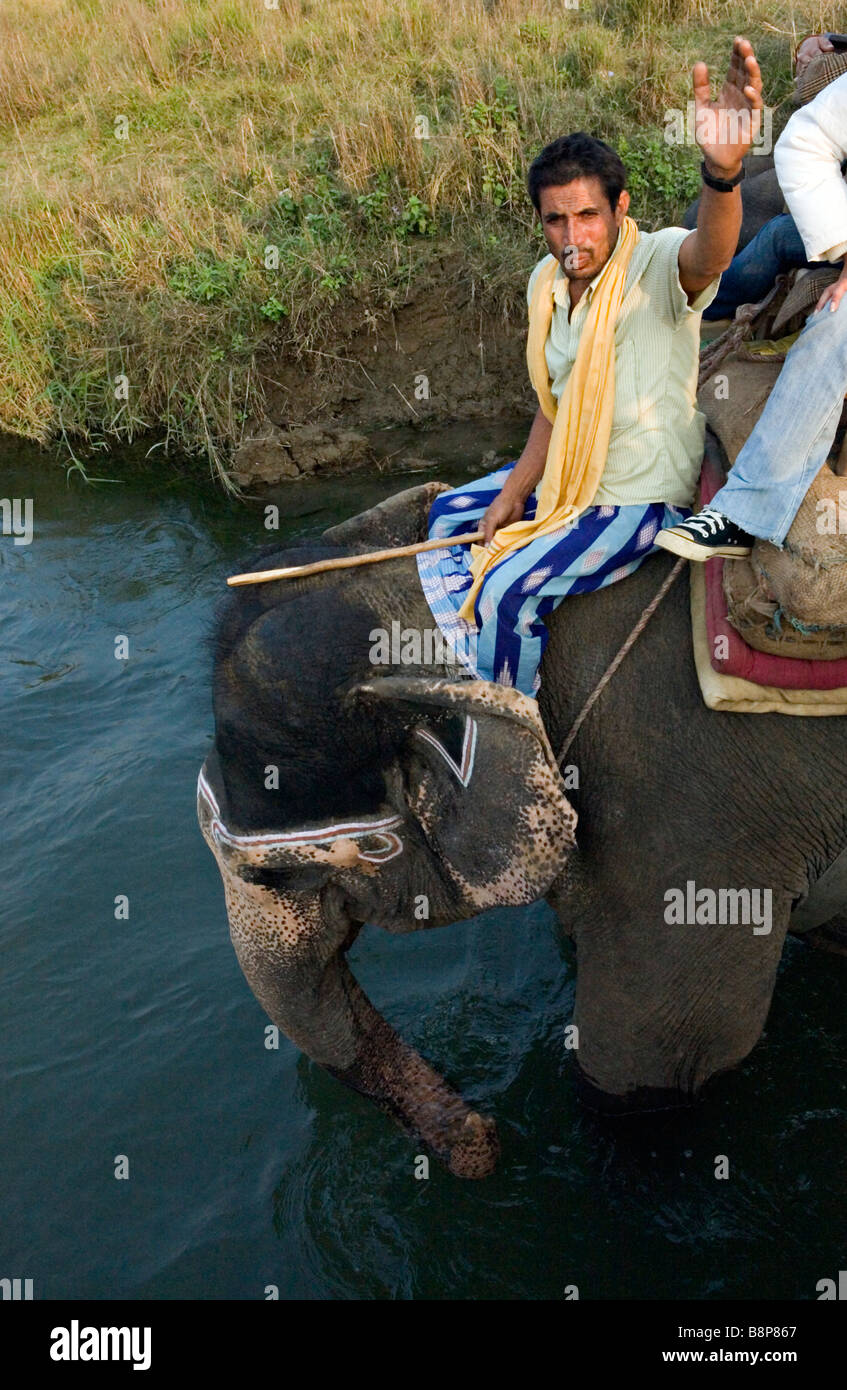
[227,530,484,586]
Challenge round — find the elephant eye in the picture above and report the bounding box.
[240,864,329,893]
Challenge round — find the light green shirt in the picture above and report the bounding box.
[526,227,720,509]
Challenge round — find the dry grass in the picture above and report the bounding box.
[0,0,839,482]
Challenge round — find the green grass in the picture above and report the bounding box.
[0,0,839,485]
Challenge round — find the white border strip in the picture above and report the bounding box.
[197,765,404,861]
[414,716,477,788]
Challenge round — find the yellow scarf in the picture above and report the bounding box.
[457,216,639,623]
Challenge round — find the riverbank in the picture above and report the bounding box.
[0,0,828,488]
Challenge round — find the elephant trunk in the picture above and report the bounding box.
[221,864,499,1178]
[323,958,499,1179]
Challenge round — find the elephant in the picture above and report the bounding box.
[199,461,847,1179]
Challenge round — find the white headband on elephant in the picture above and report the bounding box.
[197,765,404,868]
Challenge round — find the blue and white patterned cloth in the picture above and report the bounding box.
[417,461,689,697]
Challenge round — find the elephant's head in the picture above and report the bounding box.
[200,674,574,933]
[200,502,575,1175]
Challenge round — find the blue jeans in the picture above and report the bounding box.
[709,298,847,545]
[703,214,822,320]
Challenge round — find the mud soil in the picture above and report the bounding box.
[233,259,534,488]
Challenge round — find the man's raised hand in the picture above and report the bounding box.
[692,35,763,176]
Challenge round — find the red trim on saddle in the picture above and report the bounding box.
[700,453,847,690]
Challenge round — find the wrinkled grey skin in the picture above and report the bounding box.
[199,460,847,1178]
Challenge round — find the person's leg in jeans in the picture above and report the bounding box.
[703,213,824,320]
[656,296,847,561]
[709,299,847,544]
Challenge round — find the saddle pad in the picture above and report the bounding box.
[691,563,847,714]
[700,453,847,689]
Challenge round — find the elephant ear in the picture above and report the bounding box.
[349,676,576,913]
[322,481,451,551]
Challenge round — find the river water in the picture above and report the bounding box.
[1,428,845,1300]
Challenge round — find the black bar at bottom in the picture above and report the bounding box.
[1,1298,843,1376]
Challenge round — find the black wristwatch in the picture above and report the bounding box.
[700,159,746,192]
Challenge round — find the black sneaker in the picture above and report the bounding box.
[654,508,753,562]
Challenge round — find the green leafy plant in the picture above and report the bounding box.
[274,190,300,227]
[317,253,352,291]
[462,87,519,138]
[397,193,435,236]
[166,250,247,302]
[618,132,701,221]
[356,184,390,228]
[259,296,288,321]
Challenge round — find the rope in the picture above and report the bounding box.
[557,557,686,767]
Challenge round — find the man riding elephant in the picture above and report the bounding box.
[417,36,762,697]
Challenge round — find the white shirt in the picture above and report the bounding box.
[775,71,847,262]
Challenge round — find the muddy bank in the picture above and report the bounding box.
[234,262,534,488]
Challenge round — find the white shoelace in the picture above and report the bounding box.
[683,508,729,539]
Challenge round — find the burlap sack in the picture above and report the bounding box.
[699,356,784,465]
[723,464,847,659]
[771,267,841,336]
